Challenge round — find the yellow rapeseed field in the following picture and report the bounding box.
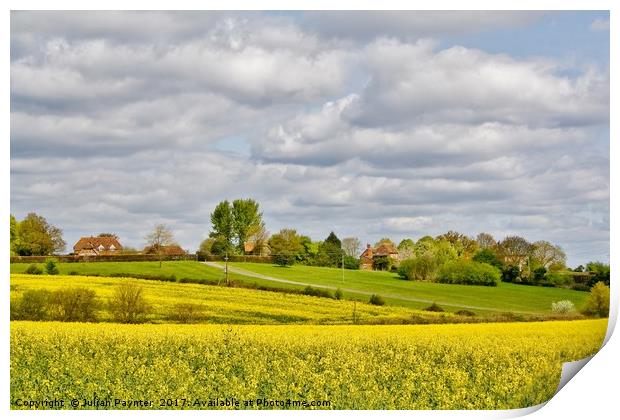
[10,274,450,324]
[10,319,607,410]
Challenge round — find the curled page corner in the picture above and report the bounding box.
[556,355,595,394]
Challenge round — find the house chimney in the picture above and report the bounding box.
[366,244,371,249]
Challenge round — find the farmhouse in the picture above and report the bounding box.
[73,236,123,256]
[359,243,399,270]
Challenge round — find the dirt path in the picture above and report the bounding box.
[202,261,535,314]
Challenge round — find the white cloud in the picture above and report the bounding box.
[590,18,610,32]
[9,11,609,266]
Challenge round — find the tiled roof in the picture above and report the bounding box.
[73,236,122,251]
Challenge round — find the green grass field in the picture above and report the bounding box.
[10,261,589,314]
[228,262,589,314]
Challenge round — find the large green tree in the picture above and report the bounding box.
[209,200,234,248]
[14,213,66,255]
[10,215,18,255]
[232,199,263,253]
[317,231,343,267]
[209,199,263,254]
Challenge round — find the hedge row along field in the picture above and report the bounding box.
[11,319,607,410]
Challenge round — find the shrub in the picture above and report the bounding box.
[424,302,445,312]
[273,252,296,267]
[397,259,416,280]
[397,255,439,281]
[13,289,52,320]
[68,270,80,276]
[302,286,333,299]
[45,258,60,275]
[581,282,610,317]
[334,288,343,300]
[343,255,360,270]
[571,283,591,292]
[10,297,21,320]
[24,264,43,275]
[437,260,500,286]
[108,282,150,323]
[168,303,205,323]
[551,300,576,314]
[546,273,571,287]
[586,262,610,287]
[501,265,520,283]
[455,309,476,317]
[369,294,385,306]
[49,288,99,322]
[531,267,547,284]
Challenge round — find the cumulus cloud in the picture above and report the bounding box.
[10,11,609,266]
[301,11,541,41]
[589,18,610,32]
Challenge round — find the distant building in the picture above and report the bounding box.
[359,243,399,270]
[73,236,123,256]
[143,244,187,255]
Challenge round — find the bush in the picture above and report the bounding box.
[13,289,52,320]
[546,273,571,287]
[501,265,520,283]
[586,262,610,287]
[424,302,445,312]
[551,300,576,314]
[369,294,385,306]
[45,258,59,275]
[343,255,359,270]
[437,260,500,286]
[302,286,333,299]
[531,267,547,284]
[168,303,205,323]
[24,264,43,275]
[334,288,343,300]
[108,282,150,323]
[397,255,439,281]
[49,288,98,321]
[581,282,610,317]
[455,309,476,317]
[397,259,416,280]
[273,252,296,267]
[68,270,80,276]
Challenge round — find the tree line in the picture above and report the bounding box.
[10,203,610,290]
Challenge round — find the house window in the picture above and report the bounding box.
[109,245,116,251]
[98,245,105,251]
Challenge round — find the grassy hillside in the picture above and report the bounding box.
[10,274,442,325]
[10,260,590,314]
[228,262,589,314]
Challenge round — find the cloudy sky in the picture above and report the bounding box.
[10,11,609,266]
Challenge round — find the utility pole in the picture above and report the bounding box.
[342,251,345,283]
[225,251,229,286]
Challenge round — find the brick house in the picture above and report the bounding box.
[73,236,123,256]
[359,243,399,270]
